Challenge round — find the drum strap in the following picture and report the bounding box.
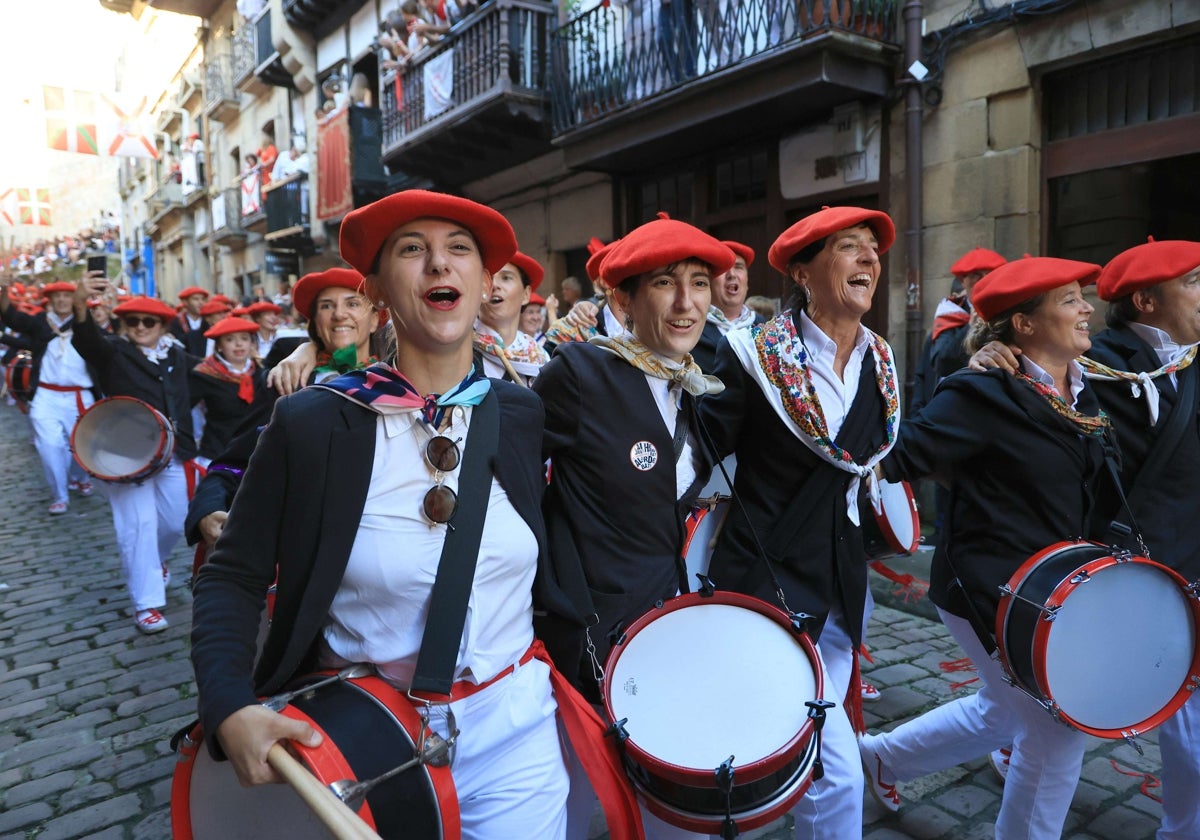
[410,390,500,697]
[1104,361,1197,550]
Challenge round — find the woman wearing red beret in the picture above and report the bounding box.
[859,257,1114,839]
[191,191,638,840]
[71,277,199,634]
[475,250,549,385]
[533,213,732,840]
[188,317,270,465]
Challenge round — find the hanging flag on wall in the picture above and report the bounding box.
[101,94,159,159]
[0,190,16,226]
[17,189,52,226]
[44,86,100,155]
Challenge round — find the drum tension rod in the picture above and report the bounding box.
[1121,730,1145,757]
[996,585,1063,621]
[605,717,630,744]
[696,574,717,598]
[261,664,374,712]
[789,612,815,636]
[805,700,835,781]
[715,757,738,840]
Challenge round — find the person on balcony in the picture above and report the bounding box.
[270,140,310,182]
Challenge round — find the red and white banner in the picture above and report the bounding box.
[17,188,52,226]
[101,93,159,160]
[44,86,100,155]
[0,189,16,226]
[316,106,352,221]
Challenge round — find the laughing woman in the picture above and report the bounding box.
[474,250,549,385]
[190,191,634,839]
[858,257,1114,840]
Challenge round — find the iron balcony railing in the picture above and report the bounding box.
[204,51,236,108]
[550,0,896,133]
[211,188,244,238]
[381,0,554,147]
[264,172,310,238]
[232,22,257,81]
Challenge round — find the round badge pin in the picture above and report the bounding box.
[630,440,658,471]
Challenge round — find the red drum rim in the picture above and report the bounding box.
[871,479,920,556]
[603,590,823,788]
[997,540,1200,739]
[169,722,204,839]
[71,395,174,483]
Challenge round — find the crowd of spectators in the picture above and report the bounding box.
[5,224,120,277]
[378,0,482,70]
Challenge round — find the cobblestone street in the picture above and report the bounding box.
[0,404,1172,839]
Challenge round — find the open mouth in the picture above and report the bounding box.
[849,273,873,289]
[668,319,696,330]
[426,287,462,308]
[488,295,505,305]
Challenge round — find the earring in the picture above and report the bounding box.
[376,300,386,309]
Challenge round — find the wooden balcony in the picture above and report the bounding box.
[380,0,557,186]
[264,173,315,253]
[549,0,899,172]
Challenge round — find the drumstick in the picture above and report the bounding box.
[496,349,529,388]
[267,744,381,840]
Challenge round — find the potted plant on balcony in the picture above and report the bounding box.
[799,0,891,39]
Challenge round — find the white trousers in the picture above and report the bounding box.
[29,388,93,504]
[790,607,863,840]
[423,657,569,839]
[864,608,1087,840]
[101,460,187,611]
[1158,691,1200,840]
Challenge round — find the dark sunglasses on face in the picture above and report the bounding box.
[122,315,161,329]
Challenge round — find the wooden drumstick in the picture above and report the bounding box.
[496,348,529,388]
[267,744,381,840]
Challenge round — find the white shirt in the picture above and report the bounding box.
[1021,356,1086,408]
[799,310,872,441]
[603,304,626,338]
[322,406,537,688]
[39,312,93,389]
[640,356,698,499]
[475,322,543,385]
[1126,321,1197,389]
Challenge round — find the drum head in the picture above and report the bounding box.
[1043,560,1197,731]
[74,398,168,480]
[608,601,818,772]
[877,480,918,554]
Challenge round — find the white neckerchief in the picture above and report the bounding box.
[1126,321,1195,390]
[706,304,757,334]
[216,353,252,375]
[129,332,182,362]
[46,311,73,359]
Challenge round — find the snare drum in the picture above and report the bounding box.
[682,495,730,586]
[4,351,34,402]
[604,591,823,833]
[997,540,1200,739]
[171,673,460,840]
[72,396,175,483]
[861,479,920,561]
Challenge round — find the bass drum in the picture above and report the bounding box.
[171,673,460,840]
[72,396,175,483]
[997,540,1200,739]
[604,591,823,833]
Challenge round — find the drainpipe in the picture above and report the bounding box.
[902,0,924,404]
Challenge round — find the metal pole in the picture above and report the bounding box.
[902,0,925,404]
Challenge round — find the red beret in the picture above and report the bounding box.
[230,306,251,317]
[247,301,283,316]
[200,299,233,316]
[1097,239,1200,302]
[211,293,236,305]
[204,317,260,339]
[42,282,76,294]
[509,251,544,292]
[971,257,1101,321]
[527,292,546,306]
[339,189,517,276]
[768,206,896,273]
[950,247,1006,277]
[721,240,755,267]
[585,238,617,283]
[598,215,735,289]
[179,286,210,299]
[113,296,177,321]
[292,268,367,319]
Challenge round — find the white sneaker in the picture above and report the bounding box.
[989,746,1012,783]
[859,735,901,813]
[135,608,169,634]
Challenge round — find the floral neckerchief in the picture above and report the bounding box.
[589,333,724,396]
[705,305,757,334]
[315,363,490,426]
[1014,370,1112,438]
[1078,345,1197,426]
[474,328,549,367]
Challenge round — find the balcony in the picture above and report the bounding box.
[238,170,268,233]
[284,0,367,34]
[204,49,241,123]
[315,106,389,222]
[264,172,314,252]
[549,0,898,171]
[233,11,293,96]
[380,0,557,185]
[210,188,248,249]
[145,179,184,235]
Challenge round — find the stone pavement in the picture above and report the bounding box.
[0,402,1172,839]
